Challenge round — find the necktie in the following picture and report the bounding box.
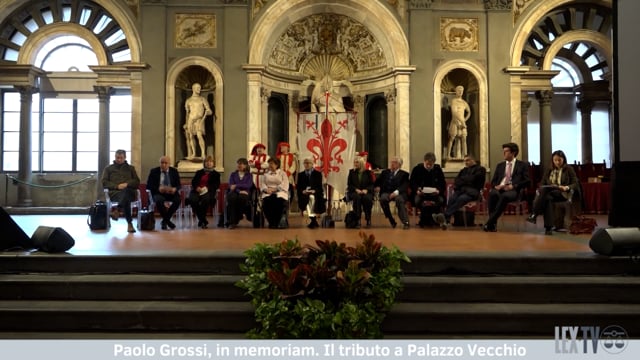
[505,162,512,184]
[163,171,170,186]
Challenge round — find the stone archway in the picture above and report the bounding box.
[510,0,611,68]
[166,56,224,172]
[245,0,413,168]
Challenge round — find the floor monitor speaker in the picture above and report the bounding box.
[589,227,640,256]
[0,206,32,251]
[31,226,75,253]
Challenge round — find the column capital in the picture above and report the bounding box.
[260,87,271,103]
[577,99,595,113]
[94,86,114,100]
[385,88,397,104]
[521,92,532,112]
[14,85,39,96]
[535,90,553,105]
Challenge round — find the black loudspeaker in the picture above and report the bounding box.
[609,161,640,227]
[589,227,640,256]
[0,206,33,251]
[31,226,75,253]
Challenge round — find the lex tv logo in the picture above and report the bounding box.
[554,325,628,354]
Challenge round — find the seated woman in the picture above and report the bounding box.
[347,156,374,228]
[226,158,253,229]
[526,150,579,235]
[188,155,220,229]
[259,157,289,229]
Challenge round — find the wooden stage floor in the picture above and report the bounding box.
[5,212,604,257]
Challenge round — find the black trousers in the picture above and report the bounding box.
[262,194,287,227]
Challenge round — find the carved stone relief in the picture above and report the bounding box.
[440,17,479,52]
[483,0,512,10]
[513,0,535,24]
[175,14,217,49]
[268,14,387,76]
[123,0,139,18]
[252,0,269,19]
[409,0,433,9]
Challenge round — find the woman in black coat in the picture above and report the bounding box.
[527,150,579,235]
[189,155,220,229]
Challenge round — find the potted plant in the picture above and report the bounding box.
[236,232,410,338]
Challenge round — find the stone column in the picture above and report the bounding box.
[15,86,38,207]
[395,72,411,170]
[353,95,365,150]
[536,90,553,169]
[577,99,594,164]
[290,91,298,151]
[95,86,113,198]
[260,87,270,145]
[520,91,532,162]
[245,67,264,154]
[385,88,397,159]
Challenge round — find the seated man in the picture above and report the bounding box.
[484,142,530,232]
[375,156,411,229]
[433,154,486,229]
[409,152,446,227]
[101,149,141,233]
[147,155,181,230]
[297,157,326,229]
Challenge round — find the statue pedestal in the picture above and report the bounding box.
[443,158,465,173]
[177,158,203,173]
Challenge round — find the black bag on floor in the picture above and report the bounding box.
[87,200,108,230]
[344,210,359,229]
[321,214,335,228]
[139,209,155,231]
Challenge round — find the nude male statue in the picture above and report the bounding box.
[446,85,471,159]
[184,83,212,159]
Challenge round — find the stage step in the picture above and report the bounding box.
[1,300,639,337]
[3,252,640,275]
[1,274,640,304]
[1,252,640,337]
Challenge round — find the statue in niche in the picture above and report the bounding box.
[311,75,345,113]
[446,85,471,159]
[184,83,213,160]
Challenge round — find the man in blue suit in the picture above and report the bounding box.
[147,156,182,230]
[375,156,411,229]
[483,143,530,232]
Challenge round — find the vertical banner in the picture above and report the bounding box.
[297,112,357,194]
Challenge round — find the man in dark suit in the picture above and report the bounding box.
[483,143,530,232]
[147,155,182,230]
[296,157,326,229]
[375,156,411,229]
[410,152,447,227]
[433,154,486,229]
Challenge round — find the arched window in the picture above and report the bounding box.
[0,1,133,172]
[1,37,131,172]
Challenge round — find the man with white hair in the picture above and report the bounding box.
[375,156,410,229]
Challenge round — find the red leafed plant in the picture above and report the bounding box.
[237,232,410,338]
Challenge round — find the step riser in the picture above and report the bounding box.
[3,255,640,276]
[2,309,639,337]
[2,281,638,303]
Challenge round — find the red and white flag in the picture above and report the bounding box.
[297,111,356,193]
